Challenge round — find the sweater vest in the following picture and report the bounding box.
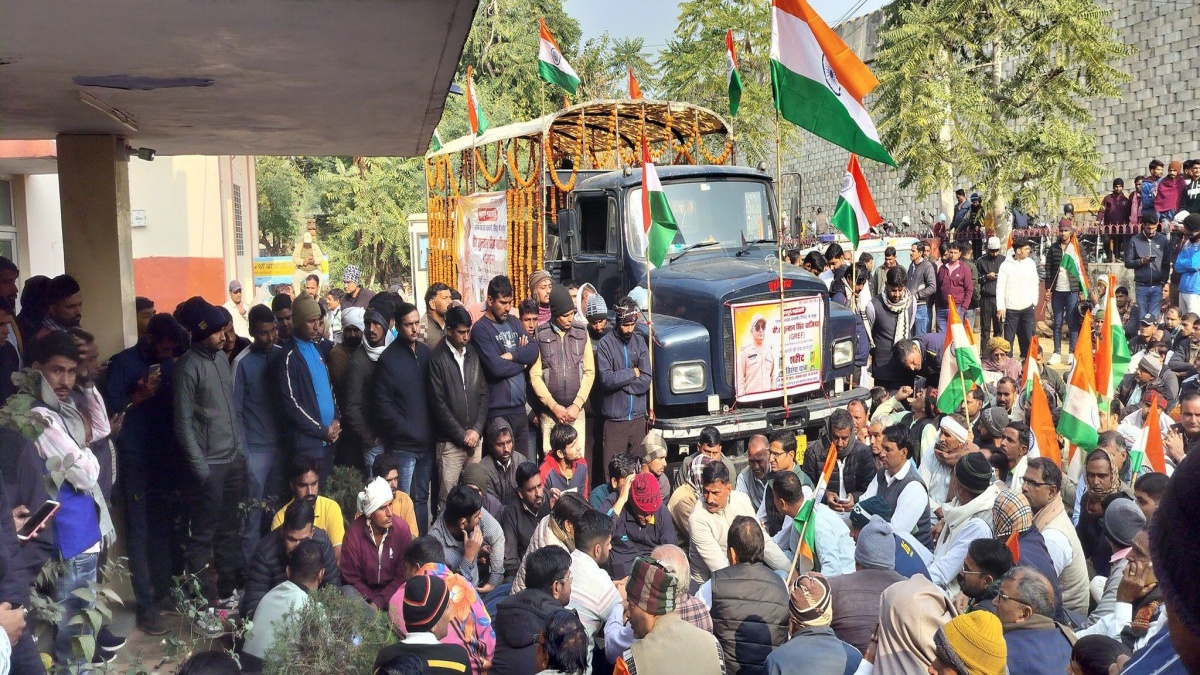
[875,469,934,549]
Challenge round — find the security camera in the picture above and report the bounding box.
[135,147,156,161]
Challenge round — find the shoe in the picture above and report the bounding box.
[194,608,226,639]
[97,627,126,653]
[1067,354,1075,366]
[137,609,170,636]
[215,591,240,612]
[1048,352,1062,365]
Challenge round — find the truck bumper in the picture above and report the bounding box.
[652,387,871,444]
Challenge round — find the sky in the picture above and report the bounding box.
[562,0,890,52]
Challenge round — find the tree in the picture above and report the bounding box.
[655,0,794,166]
[255,156,308,256]
[874,0,1132,240]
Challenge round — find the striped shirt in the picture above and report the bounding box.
[568,549,622,637]
[1121,626,1187,674]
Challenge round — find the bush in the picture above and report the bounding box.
[262,585,396,674]
[325,464,367,528]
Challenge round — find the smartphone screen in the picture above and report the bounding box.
[148,363,161,379]
[17,500,59,541]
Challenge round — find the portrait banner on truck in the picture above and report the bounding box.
[730,296,824,402]
[455,191,509,305]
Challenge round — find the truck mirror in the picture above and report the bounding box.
[558,209,580,259]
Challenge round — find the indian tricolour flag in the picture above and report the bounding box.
[936,298,984,415]
[1130,393,1168,475]
[1057,310,1100,476]
[641,138,678,268]
[830,155,881,248]
[538,19,580,95]
[464,66,489,136]
[792,446,838,575]
[1021,338,1062,466]
[770,0,895,166]
[1061,233,1091,301]
[430,127,443,153]
[726,29,743,117]
[1095,274,1131,401]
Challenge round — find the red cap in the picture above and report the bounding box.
[630,473,662,514]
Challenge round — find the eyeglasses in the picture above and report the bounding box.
[959,569,986,577]
[996,591,1031,608]
[768,449,792,459]
[1020,477,1055,489]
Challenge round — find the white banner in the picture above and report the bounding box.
[730,296,824,402]
[456,191,509,305]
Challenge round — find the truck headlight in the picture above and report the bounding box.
[833,339,854,368]
[670,361,707,394]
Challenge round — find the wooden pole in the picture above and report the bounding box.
[776,109,788,412]
[785,504,816,586]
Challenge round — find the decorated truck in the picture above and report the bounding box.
[424,99,868,449]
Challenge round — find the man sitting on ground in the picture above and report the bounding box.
[688,462,790,588]
[243,499,340,620]
[491,546,573,674]
[271,458,346,564]
[771,470,855,576]
[605,472,677,579]
[241,540,324,669]
[373,575,472,675]
[996,567,1076,675]
[827,516,905,654]
[500,461,548,583]
[429,484,505,595]
[478,417,528,510]
[764,573,863,675]
[340,477,414,609]
[370,453,420,536]
[566,509,621,664]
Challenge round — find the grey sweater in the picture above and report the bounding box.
[174,343,241,481]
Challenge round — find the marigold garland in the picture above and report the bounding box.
[506,138,540,189]
[475,142,506,187]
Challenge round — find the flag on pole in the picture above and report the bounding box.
[793,446,838,566]
[1061,233,1091,301]
[936,298,985,415]
[1095,275,1131,401]
[1057,311,1100,457]
[726,29,744,117]
[464,66,489,136]
[830,155,882,249]
[1006,530,1021,563]
[769,0,895,166]
[1021,337,1063,466]
[538,19,580,95]
[629,67,643,100]
[1021,333,1040,397]
[1130,394,1168,475]
[641,138,678,268]
[430,127,443,153]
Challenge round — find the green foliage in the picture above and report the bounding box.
[262,585,397,674]
[874,0,1133,221]
[29,557,130,673]
[656,0,793,165]
[325,464,367,528]
[0,369,46,442]
[256,156,311,256]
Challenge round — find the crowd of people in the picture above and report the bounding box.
[0,163,1199,673]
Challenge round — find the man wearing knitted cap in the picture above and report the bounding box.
[374,575,471,674]
[827,516,905,654]
[606,472,677,579]
[596,296,651,469]
[849,496,933,579]
[174,297,245,615]
[930,611,1007,675]
[341,477,414,609]
[340,264,376,309]
[276,293,340,483]
[764,574,862,674]
[528,270,553,326]
[613,556,725,675]
[930,451,1000,591]
[530,284,595,454]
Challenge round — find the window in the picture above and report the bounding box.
[577,195,608,254]
[232,183,245,256]
[0,180,12,228]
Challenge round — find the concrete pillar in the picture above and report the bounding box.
[56,135,135,356]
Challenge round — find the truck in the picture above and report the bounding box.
[425,99,869,453]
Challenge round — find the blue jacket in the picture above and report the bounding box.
[470,314,539,416]
[276,340,338,458]
[106,342,175,456]
[371,340,432,454]
[1174,240,1200,296]
[234,345,281,453]
[1004,616,1075,675]
[595,330,651,421]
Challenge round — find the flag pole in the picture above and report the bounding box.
[540,79,545,119]
[776,108,789,413]
[785,505,815,586]
[959,370,972,431]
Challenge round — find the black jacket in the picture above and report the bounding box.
[275,339,338,458]
[801,437,876,501]
[1125,233,1170,287]
[490,588,565,675]
[371,340,433,454]
[710,562,791,675]
[499,499,549,581]
[427,341,489,445]
[976,253,1004,297]
[1045,240,1084,293]
[242,526,340,620]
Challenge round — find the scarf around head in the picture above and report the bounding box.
[790,575,833,629]
[875,576,958,675]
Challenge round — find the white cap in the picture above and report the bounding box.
[1175,210,1191,224]
[938,213,947,222]
[901,215,911,225]
[988,236,1002,249]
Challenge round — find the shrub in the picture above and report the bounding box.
[262,585,396,674]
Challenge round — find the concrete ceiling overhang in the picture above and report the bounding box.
[0,0,478,157]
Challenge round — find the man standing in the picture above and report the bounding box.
[996,238,1041,357]
[907,242,937,336]
[1021,458,1089,616]
[39,274,84,337]
[869,246,899,298]
[340,264,376,309]
[530,285,595,450]
[224,280,249,338]
[976,237,1005,343]
[277,295,340,482]
[233,305,281,570]
[1100,178,1132,262]
[949,189,970,233]
[174,298,245,613]
[1045,220,1085,363]
[471,276,540,457]
[420,282,452,348]
[373,302,434,534]
[340,308,387,472]
[596,298,651,468]
[271,293,293,344]
[934,242,973,331]
[864,267,914,373]
[1174,213,1200,315]
[428,305,489,512]
[1125,218,1169,322]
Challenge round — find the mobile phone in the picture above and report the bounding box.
[17,500,59,542]
[1173,423,1185,435]
[148,363,161,379]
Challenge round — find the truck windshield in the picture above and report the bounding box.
[626,179,776,262]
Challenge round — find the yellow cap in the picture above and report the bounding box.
[942,612,1007,675]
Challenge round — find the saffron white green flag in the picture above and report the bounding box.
[830,154,881,248]
[1095,274,1130,400]
[936,298,985,415]
[1061,233,1091,301]
[538,19,580,95]
[770,0,894,166]
[430,128,443,153]
[1057,311,1100,454]
[464,66,489,136]
[641,138,678,268]
[726,29,743,117]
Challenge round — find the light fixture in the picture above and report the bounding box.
[125,145,155,161]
